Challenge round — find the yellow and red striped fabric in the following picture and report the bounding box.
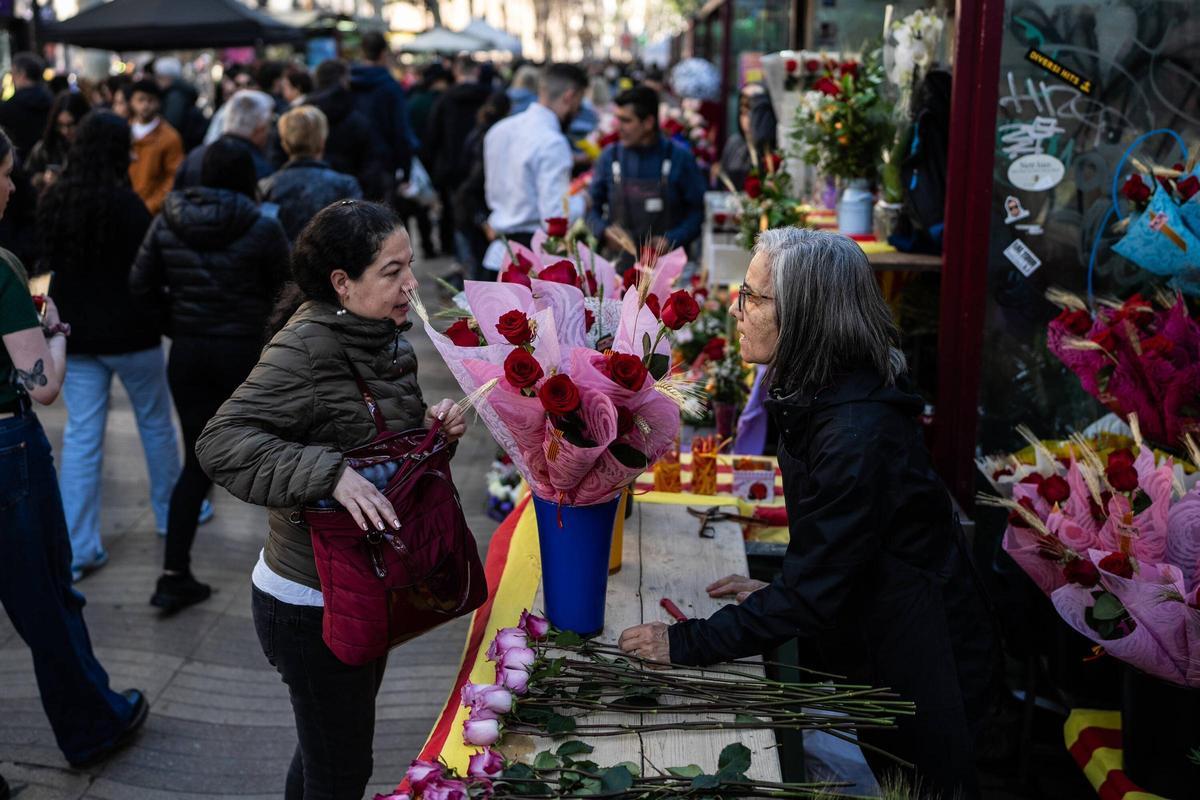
[631,452,784,496]
[1064,710,1165,800]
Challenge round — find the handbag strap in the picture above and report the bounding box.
[343,353,388,435]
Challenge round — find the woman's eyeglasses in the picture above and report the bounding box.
[737,283,773,313]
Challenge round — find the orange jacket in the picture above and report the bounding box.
[128,119,184,215]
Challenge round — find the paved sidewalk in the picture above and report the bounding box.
[0,259,498,799]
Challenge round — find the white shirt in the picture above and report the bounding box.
[482,103,586,269]
[131,117,161,142]
[251,549,324,607]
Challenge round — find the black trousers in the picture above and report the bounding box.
[163,336,260,573]
[252,586,388,800]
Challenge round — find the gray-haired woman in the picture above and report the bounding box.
[619,229,993,798]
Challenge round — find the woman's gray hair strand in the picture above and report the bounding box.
[758,228,905,395]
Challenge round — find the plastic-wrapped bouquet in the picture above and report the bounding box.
[411,230,701,507]
[981,423,1200,687]
[1045,289,1200,449]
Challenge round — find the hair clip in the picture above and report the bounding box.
[339,199,357,206]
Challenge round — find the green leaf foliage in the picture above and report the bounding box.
[547,712,577,735]
[556,740,594,757]
[533,750,561,770]
[667,764,704,778]
[600,765,635,793]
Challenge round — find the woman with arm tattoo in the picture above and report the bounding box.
[0,126,150,771]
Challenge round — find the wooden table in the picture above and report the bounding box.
[865,249,942,273]
[512,500,784,783]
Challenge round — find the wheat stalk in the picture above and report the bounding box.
[1129,412,1145,452]
[1045,287,1087,311]
[975,493,1051,536]
[404,287,429,324]
[653,373,708,418]
[605,224,638,256]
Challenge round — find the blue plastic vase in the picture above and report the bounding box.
[532,493,620,636]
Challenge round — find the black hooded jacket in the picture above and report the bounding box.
[423,81,492,189]
[129,187,289,340]
[310,85,387,199]
[668,366,993,798]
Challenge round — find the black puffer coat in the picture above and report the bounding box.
[668,366,994,799]
[310,86,388,200]
[129,186,289,340]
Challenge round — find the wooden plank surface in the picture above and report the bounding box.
[525,500,782,782]
[866,249,942,272]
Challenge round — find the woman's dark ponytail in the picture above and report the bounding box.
[267,200,403,336]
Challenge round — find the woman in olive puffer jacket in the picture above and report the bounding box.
[130,139,289,615]
[195,200,466,800]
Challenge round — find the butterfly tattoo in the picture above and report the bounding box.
[14,359,48,391]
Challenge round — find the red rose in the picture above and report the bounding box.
[703,336,727,361]
[1179,175,1200,201]
[785,58,798,73]
[1142,334,1174,354]
[1107,465,1139,493]
[622,267,640,291]
[1107,448,1135,471]
[503,348,544,390]
[743,175,763,199]
[445,318,481,347]
[663,118,684,137]
[584,272,598,295]
[607,352,649,391]
[538,374,581,416]
[545,217,568,238]
[1120,174,1152,204]
[495,310,533,346]
[599,130,619,148]
[538,260,578,286]
[814,76,842,96]
[1007,497,1038,528]
[1055,308,1092,336]
[1089,490,1113,521]
[644,294,661,320]
[839,61,859,77]
[660,290,700,330]
[763,152,782,173]
[1039,475,1070,504]
[804,58,821,72]
[616,406,635,437]
[584,309,595,330]
[748,482,768,501]
[502,268,532,289]
[512,253,535,275]
[1098,551,1134,579]
[1063,558,1100,587]
[1019,473,1045,486]
[1090,328,1117,352]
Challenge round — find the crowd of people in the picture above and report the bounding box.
[0,37,721,798]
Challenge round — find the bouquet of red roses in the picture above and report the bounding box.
[413,252,702,506]
[982,428,1200,687]
[1046,289,1200,449]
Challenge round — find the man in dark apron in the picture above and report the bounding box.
[586,86,707,272]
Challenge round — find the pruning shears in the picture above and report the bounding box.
[686,506,762,538]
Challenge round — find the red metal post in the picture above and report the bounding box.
[931,0,1007,509]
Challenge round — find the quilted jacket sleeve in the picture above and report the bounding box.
[196,327,345,508]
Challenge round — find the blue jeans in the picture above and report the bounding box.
[0,411,137,763]
[60,347,180,570]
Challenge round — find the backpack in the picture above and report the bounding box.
[890,70,951,255]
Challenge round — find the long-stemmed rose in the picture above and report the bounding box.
[502,349,543,394]
[537,260,579,287]
[495,310,534,347]
[661,289,700,330]
[445,318,483,347]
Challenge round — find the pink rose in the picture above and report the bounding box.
[495,664,530,694]
[405,759,444,793]
[499,646,535,671]
[519,610,550,639]
[468,748,506,779]
[424,778,470,800]
[463,717,502,746]
[485,627,528,662]
[373,793,411,800]
[470,684,514,716]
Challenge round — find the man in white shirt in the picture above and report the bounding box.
[482,63,589,270]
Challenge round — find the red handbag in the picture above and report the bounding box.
[303,358,487,666]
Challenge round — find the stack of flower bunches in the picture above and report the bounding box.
[982,429,1200,687]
